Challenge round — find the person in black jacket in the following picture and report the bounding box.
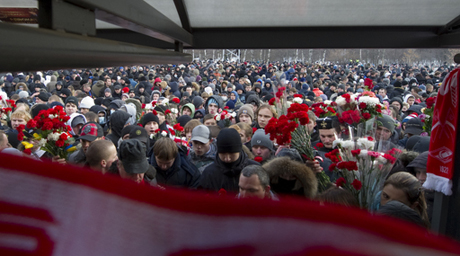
[150,137,200,188]
[199,128,259,193]
[106,110,131,146]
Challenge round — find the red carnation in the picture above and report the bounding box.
[326,107,336,113]
[275,91,283,98]
[359,102,367,109]
[268,97,276,105]
[367,136,374,141]
[224,106,229,109]
[59,133,68,141]
[17,132,24,141]
[337,162,347,169]
[328,163,336,172]
[122,87,129,94]
[336,177,346,187]
[362,112,371,120]
[42,121,53,131]
[141,103,146,109]
[254,156,263,162]
[55,139,65,147]
[383,154,397,164]
[351,179,362,190]
[294,94,303,98]
[316,142,324,148]
[172,98,180,104]
[364,78,374,89]
[27,119,37,129]
[426,97,436,109]
[351,149,361,156]
[346,161,358,171]
[152,110,158,115]
[23,148,32,155]
[173,123,184,132]
[151,101,157,107]
[252,127,258,134]
[165,109,171,114]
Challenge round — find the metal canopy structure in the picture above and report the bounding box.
[0,0,460,71]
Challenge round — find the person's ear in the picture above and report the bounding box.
[264,185,271,198]
[101,159,107,168]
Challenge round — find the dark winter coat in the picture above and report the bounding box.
[198,150,259,193]
[106,111,131,146]
[150,151,201,188]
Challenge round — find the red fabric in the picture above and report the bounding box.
[313,88,323,97]
[1,153,460,255]
[426,68,460,195]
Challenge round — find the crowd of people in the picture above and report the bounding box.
[0,60,456,230]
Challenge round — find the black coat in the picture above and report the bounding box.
[198,150,259,193]
[150,151,201,188]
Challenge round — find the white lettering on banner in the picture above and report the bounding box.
[440,166,449,174]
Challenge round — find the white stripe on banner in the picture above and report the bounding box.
[0,154,460,256]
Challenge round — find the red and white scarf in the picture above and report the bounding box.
[425,67,460,195]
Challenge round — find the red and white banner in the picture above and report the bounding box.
[0,153,459,256]
[425,68,460,196]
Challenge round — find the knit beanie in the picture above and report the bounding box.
[237,104,254,120]
[377,114,395,133]
[177,115,192,127]
[225,100,235,110]
[251,129,274,151]
[142,113,159,127]
[217,128,242,153]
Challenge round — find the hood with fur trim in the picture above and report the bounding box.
[262,156,317,198]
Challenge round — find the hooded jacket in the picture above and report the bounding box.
[188,141,218,174]
[204,95,224,114]
[229,91,244,109]
[198,150,260,193]
[181,103,195,117]
[47,75,57,93]
[106,110,131,146]
[262,156,317,198]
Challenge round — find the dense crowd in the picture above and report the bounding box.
[1,60,456,229]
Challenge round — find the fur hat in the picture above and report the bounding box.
[262,157,317,198]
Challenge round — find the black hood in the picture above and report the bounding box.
[109,110,131,138]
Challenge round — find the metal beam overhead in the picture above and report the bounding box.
[188,26,457,49]
[0,23,191,72]
[173,0,192,33]
[96,29,176,49]
[437,14,460,35]
[39,0,96,36]
[65,0,193,46]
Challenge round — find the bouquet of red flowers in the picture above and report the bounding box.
[171,123,188,147]
[326,136,402,209]
[336,92,383,138]
[0,96,16,122]
[17,106,76,158]
[214,109,236,127]
[265,103,331,192]
[312,101,337,118]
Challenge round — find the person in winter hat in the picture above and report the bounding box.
[199,128,260,193]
